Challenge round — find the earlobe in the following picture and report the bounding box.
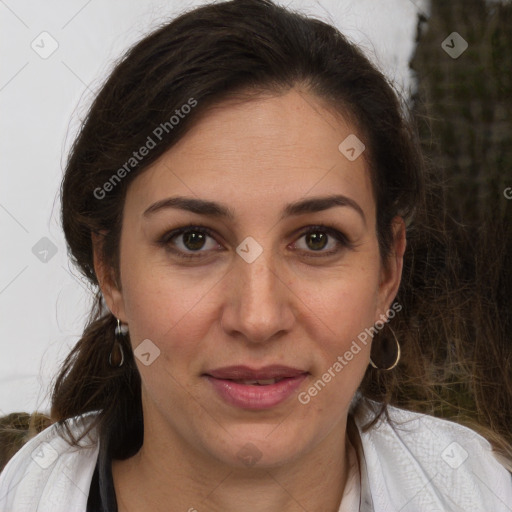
[91,231,127,321]
[376,217,406,319]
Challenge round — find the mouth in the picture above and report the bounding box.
[219,377,289,385]
[204,364,308,381]
[202,365,309,409]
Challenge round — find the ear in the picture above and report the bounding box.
[375,216,406,321]
[91,231,127,322]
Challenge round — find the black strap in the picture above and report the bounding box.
[86,458,103,512]
[86,448,118,512]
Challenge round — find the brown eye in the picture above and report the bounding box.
[158,223,353,261]
[292,225,353,257]
[158,226,221,259]
[181,230,208,251]
[304,231,329,251]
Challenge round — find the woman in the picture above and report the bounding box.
[0,0,510,510]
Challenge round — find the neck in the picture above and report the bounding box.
[112,415,353,512]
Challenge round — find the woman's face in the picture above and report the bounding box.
[95,88,404,468]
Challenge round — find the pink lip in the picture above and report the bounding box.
[203,373,309,410]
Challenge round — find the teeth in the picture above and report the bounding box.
[239,378,279,385]
[257,378,277,385]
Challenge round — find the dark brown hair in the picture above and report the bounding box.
[46,0,511,469]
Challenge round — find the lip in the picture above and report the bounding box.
[203,366,309,410]
[204,365,307,380]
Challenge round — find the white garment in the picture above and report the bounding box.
[0,400,511,512]
[337,434,361,511]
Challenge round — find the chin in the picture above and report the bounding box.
[205,426,311,469]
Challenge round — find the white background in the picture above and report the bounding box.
[0,0,426,415]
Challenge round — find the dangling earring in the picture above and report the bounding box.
[109,318,126,368]
[369,325,401,371]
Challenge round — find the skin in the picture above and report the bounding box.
[92,87,406,512]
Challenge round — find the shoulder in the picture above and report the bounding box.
[353,400,512,512]
[0,411,100,512]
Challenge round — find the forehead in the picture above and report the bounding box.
[124,89,375,225]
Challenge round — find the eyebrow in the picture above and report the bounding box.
[143,194,366,224]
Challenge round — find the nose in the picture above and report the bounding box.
[220,246,295,345]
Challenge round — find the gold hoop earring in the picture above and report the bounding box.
[370,325,401,371]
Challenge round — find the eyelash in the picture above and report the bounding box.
[157,224,354,260]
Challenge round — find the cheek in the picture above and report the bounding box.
[298,259,380,336]
[297,274,378,414]
[294,257,380,387]
[119,249,222,362]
